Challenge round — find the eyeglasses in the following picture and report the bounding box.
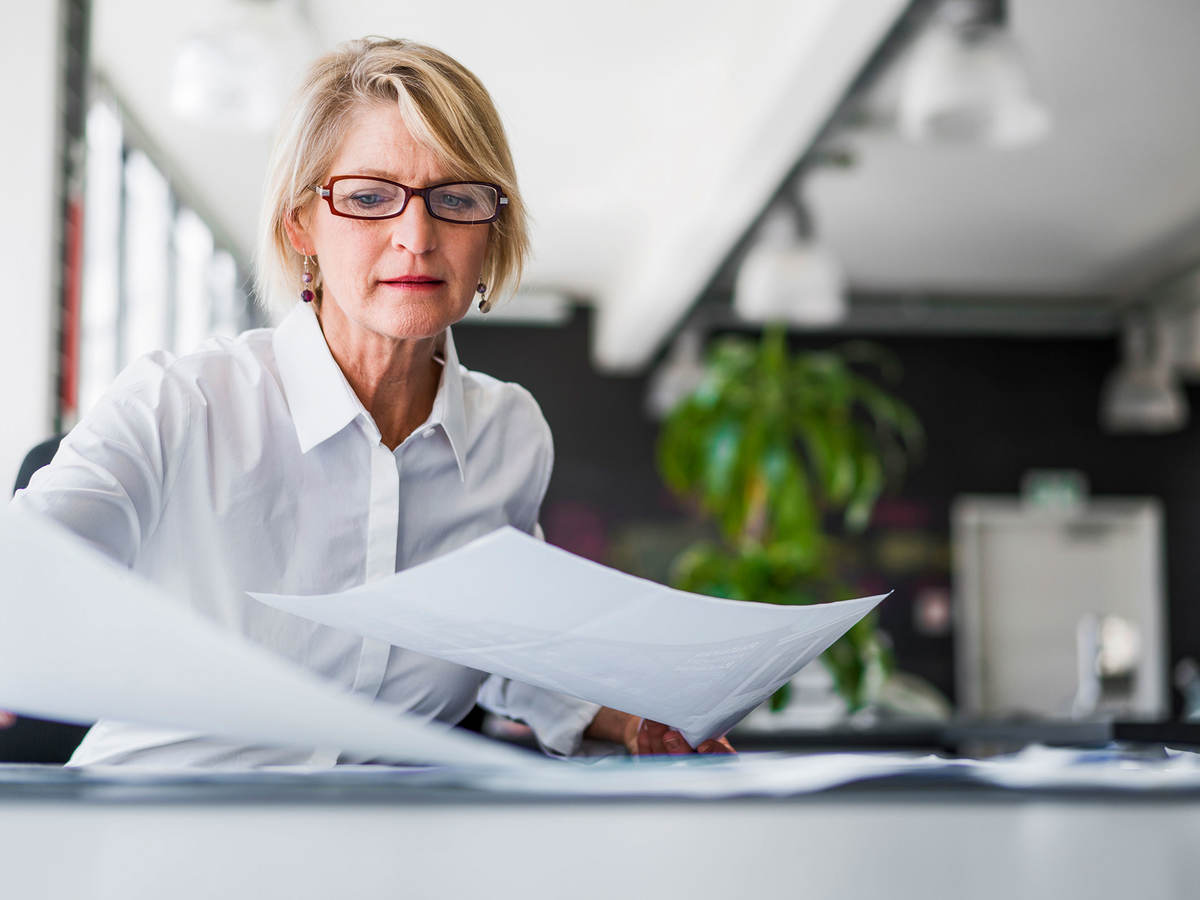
[312,175,507,224]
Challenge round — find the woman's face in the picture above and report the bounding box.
[289,102,490,343]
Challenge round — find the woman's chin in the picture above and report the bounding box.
[366,304,466,341]
[323,292,469,341]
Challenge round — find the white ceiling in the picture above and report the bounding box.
[91,0,1200,371]
[808,0,1200,301]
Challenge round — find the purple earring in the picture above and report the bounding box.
[477,282,491,314]
[301,254,315,303]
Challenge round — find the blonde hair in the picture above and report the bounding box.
[255,37,529,319]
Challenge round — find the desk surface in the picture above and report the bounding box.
[3,762,1199,900]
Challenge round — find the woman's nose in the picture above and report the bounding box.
[389,195,437,254]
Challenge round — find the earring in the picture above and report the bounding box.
[300,254,315,303]
[477,281,491,314]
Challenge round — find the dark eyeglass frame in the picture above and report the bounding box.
[312,175,508,224]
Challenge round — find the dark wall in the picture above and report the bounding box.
[454,310,1200,711]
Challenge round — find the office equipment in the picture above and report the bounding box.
[952,496,1166,719]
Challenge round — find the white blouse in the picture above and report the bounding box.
[11,300,600,766]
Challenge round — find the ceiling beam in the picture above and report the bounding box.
[591,0,912,373]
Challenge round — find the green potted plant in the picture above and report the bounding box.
[656,326,924,713]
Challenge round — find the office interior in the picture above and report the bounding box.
[4,1,1200,897]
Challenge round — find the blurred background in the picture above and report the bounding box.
[7,0,1200,757]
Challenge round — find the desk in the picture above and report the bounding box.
[729,719,1200,755]
[3,765,1198,900]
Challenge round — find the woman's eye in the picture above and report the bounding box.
[350,193,387,207]
[437,193,474,209]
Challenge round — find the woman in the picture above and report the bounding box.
[8,37,732,764]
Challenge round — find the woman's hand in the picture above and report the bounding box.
[586,706,735,755]
[630,717,734,755]
[0,711,15,729]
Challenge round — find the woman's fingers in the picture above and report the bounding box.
[635,720,695,755]
[662,729,691,755]
[634,719,670,755]
[631,720,737,756]
[0,711,16,729]
[636,720,652,755]
[641,719,667,753]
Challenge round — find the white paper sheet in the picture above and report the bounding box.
[0,509,540,770]
[482,747,1200,797]
[251,526,887,746]
[956,744,1200,791]
[8,747,1200,799]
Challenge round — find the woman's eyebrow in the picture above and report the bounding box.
[349,167,452,184]
[343,166,399,180]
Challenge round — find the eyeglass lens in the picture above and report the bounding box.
[329,178,500,223]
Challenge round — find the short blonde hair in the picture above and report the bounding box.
[255,37,529,319]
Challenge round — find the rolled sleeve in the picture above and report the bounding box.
[476,674,601,758]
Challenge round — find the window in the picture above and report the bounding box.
[77,92,260,419]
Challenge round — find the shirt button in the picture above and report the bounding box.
[422,428,435,439]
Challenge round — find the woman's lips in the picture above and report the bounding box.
[381,277,444,291]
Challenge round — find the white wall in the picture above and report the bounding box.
[0,4,61,489]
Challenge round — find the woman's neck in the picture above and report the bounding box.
[315,302,443,451]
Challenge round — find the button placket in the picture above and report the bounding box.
[353,439,401,696]
[312,430,399,768]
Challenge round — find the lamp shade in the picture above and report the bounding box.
[169,2,313,132]
[171,30,283,131]
[899,24,1050,147]
[1100,318,1187,433]
[1100,363,1187,434]
[645,328,707,419]
[734,239,848,327]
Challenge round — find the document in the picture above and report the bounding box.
[0,507,880,765]
[7,749,1200,800]
[0,509,538,770]
[251,526,887,747]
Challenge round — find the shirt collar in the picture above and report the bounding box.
[273,302,363,454]
[272,301,469,481]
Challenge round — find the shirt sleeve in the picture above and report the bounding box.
[9,351,192,567]
[476,672,602,758]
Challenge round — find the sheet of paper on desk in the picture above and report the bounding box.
[0,509,538,771]
[251,526,887,747]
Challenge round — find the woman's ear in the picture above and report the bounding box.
[283,207,314,256]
